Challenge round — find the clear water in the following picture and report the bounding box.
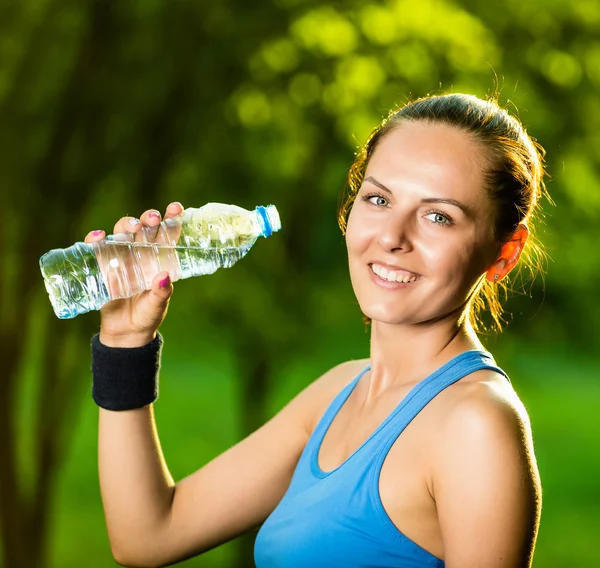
[40,242,253,319]
[40,203,280,319]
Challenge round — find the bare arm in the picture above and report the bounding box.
[85,202,358,566]
[434,383,542,568]
[98,357,357,568]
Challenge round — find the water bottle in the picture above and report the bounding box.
[40,203,281,319]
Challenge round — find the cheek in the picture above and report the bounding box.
[345,207,371,252]
[418,233,477,282]
[418,231,462,264]
[462,225,499,276]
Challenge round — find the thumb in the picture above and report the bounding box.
[148,271,174,307]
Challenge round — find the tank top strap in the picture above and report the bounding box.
[371,349,509,464]
[303,364,370,456]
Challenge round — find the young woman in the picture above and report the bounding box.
[87,93,545,568]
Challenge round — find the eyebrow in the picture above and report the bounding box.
[363,176,473,218]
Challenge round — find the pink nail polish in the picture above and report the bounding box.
[159,276,170,288]
[149,211,160,219]
[93,230,104,236]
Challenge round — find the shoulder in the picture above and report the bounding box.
[431,371,542,565]
[433,369,537,479]
[441,370,533,449]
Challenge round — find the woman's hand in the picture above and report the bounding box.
[84,202,184,347]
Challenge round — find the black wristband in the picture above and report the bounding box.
[91,332,163,411]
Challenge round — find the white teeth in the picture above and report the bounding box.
[370,264,419,283]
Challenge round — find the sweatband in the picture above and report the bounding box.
[91,332,163,411]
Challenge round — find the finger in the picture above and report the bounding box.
[112,216,142,238]
[162,202,184,244]
[164,201,184,219]
[155,271,173,294]
[84,229,106,244]
[146,271,173,313]
[139,208,162,226]
[133,208,161,245]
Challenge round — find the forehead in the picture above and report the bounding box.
[365,121,487,205]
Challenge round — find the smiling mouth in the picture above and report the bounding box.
[369,263,422,283]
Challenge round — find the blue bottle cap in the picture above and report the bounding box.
[256,205,281,237]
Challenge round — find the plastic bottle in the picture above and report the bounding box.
[40,203,281,319]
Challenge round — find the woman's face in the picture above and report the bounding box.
[345,120,498,326]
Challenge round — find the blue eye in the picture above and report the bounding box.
[364,193,389,207]
[424,211,453,226]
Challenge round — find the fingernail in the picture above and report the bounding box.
[159,276,170,288]
[149,211,161,219]
[129,218,141,226]
[173,202,183,209]
[92,230,104,236]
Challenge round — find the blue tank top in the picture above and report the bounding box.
[254,350,509,568]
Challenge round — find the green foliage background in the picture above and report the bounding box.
[1,0,599,566]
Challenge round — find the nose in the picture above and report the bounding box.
[376,209,414,252]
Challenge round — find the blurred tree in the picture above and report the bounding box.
[0,2,124,567]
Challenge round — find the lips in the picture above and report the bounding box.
[369,262,422,284]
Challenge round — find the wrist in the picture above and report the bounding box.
[91,332,163,411]
[99,330,157,348]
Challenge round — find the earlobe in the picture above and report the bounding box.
[486,264,504,283]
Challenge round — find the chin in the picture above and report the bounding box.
[359,298,459,328]
[359,303,415,326]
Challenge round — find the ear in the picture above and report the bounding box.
[485,225,529,283]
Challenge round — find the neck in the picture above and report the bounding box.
[366,314,485,394]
